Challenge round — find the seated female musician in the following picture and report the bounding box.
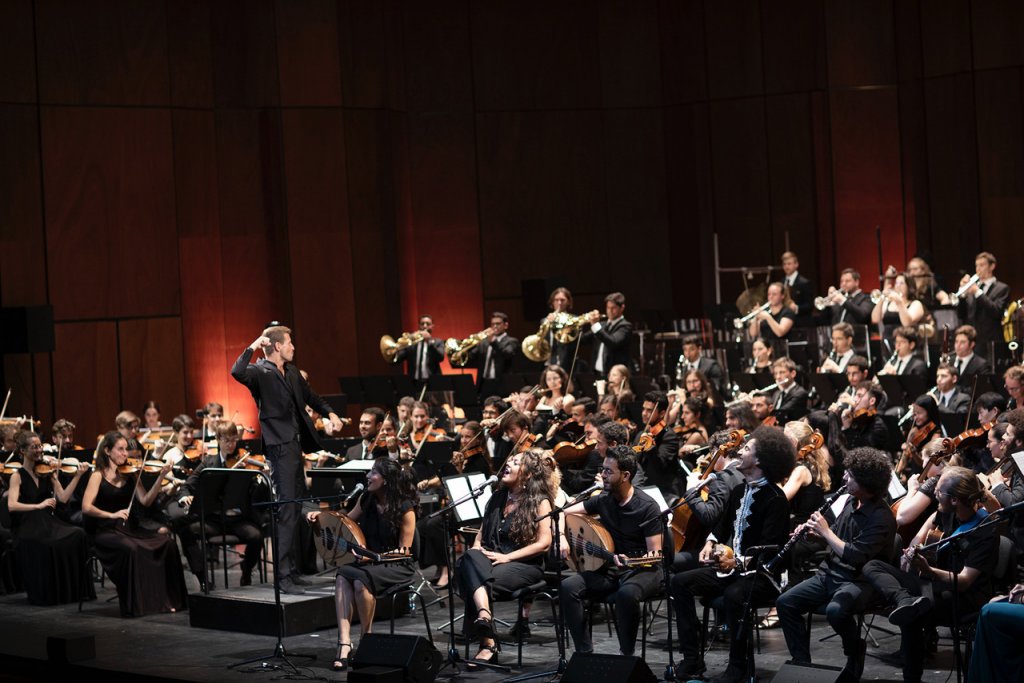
[862,466,1000,683]
[142,400,162,430]
[416,420,491,590]
[676,397,710,461]
[408,401,446,455]
[307,457,417,671]
[598,364,635,404]
[455,451,553,668]
[746,337,774,374]
[674,369,723,433]
[871,273,927,344]
[7,431,94,606]
[159,414,200,468]
[537,364,575,416]
[780,422,831,573]
[748,282,795,341]
[82,431,188,616]
[895,395,942,481]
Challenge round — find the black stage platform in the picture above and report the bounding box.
[0,567,962,682]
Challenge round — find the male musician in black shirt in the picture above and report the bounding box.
[394,314,446,386]
[952,325,990,388]
[559,445,663,657]
[776,448,896,682]
[231,325,345,594]
[563,417,622,495]
[465,311,519,398]
[670,425,794,681]
[678,335,726,396]
[782,251,814,324]
[825,268,873,326]
[586,292,633,379]
[771,358,809,424]
[840,382,889,450]
[632,390,682,498]
[956,251,1010,353]
[346,407,385,461]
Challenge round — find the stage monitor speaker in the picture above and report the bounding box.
[770,661,843,682]
[351,634,442,683]
[0,305,55,353]
[562,652,657,683]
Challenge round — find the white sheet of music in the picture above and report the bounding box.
[337,460,374,471]
[443,472,493,523]
[640,486,670,513]
[888,470,907,500]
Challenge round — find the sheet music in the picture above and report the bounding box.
[888,470,907,501]
[830,494,851,518]
[338,460,374,471]
[443,472,493,522]
[640,485,670,513]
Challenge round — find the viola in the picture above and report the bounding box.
[761,415,778,427]
[895,420,936,475]
[181,443,205,461]
[553,439,597,467]
[673,423,699,437]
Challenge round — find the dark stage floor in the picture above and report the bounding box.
[0,567,963,682]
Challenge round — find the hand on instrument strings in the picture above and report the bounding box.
[560,540,571,561]
[250,335,271,351]
[482,549,510,565]
[38,497,57,511]
[698,541,715,565]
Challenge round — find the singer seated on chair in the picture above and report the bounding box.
[454,451,552,669]
[305,457,417,672]
[775,447,895,682]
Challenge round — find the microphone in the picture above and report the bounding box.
[572,483,602,501]
[343,483,365,503]
[473,475,498,493]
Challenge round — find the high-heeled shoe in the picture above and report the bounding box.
[332,642,352,671]
[466,643,500,670]
[473,608,494,639]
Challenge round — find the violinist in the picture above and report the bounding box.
[674,369,723,432]
[545,398,593,445]
[877,326,927,378]
[893,395,942,482]
[394,314,446,385]
[1003,365,1023,411]
[409,401,447,452]
[599,395,637,437]
[114,410,143,457]
[631,390,682,498]
[748,281,795,341]
[984,410,1024,546]
[934,363,970,415]
[750,394,775,425]
[676,397,710,462]
[724,402,758,432]
[82,431,187,616]
[956,251,1010,352]
[503,411,541,454]
[536,364,575,418]
[771,358,809,424]
[862,467,999,683]
[840,382,888,450]
[347,408,386,461]
[395,396,415,437]
[7,431,94,606]
[480,397,512,469]
[160,414,200,468]
[464,311,519,399]
[780,422,832,580]
[142,400,162,430]
[952,325,989,388]
[176,421,265,589]
[561,416,622,495]
[50,418,77,451]
[586,291,633,379]
[677,335,725,396]
[818,323,855,374]
[199,401,224,443]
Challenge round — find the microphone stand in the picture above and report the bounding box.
[229,491,345,674]
[430,479,508,677]
[638,507,679,682]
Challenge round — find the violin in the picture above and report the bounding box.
[691,429,747,480]
[226,448,268,471]
[850,407,877,423]
[552,438,597,467]
[514,433,540,454]
[941,421,994,455]
[796,431,824,460]
[181,443,205,461]
[761,415,778,427]
[117,456,144,475]
[895,420,936,476]
[632,420,666,454]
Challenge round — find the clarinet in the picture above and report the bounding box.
[763,485,848,573]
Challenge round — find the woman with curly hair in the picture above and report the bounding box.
[455,451,553,668]
[306,457,418,671]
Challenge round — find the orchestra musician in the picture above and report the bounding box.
[114,411,143,457]
[983,409,1024,547]
[771,358,809,424]
[839,382,888,450]
[231,325,345,594]
[748,282,795,341]
[454,451,553,668]
[50,418,77,451]
[175,421,265,589]
[464,311,519,399]
[775,448,897,681]
[824,268,874,326]
[562,417,622,495]
[877,326,927,378]
[199,402,224,443]
[480,397,512,470]
[934,363,970,415]
[780,422,831,575]
[394,314,446,385]
[347,408,386,461]
[632,390,683,497]
[862,467,999,683]
[537,365,575,418]
[585,292,633,379]
[409,401,447,452]
[750,394,775,426]
[968,583,1024,683]
[894,395,942,480]
[906,256,950,309]
[956,251,1010,353]
[160,414,199,468]
[559,445,663,657]
[7,430,94,606]
[545,286,575,368]
[1003,366,1023,410]
[670,425,795,682]
[781,251,815,323]
[676,397,710,460]
[596,363,635,404]
[747,337,774,374]
[872,272,927,344]
[142,401,162,430]
[819,323,856,374]
[82,431,187,616]
[678,335,725,396]
[725,402,759,432]
[952,325,989,388]
[306,457,418,672]
[894,438,952,534]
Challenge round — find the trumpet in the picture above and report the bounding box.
[555,312,605,344]
[724,382,778,407]
[733,302,770,329]
[380,331,428,363]
[445,329,490,367]
[814,286,847,310]
[949,274,980,306]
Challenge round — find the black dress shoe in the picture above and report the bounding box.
[889,596,931,626]
[278,576,306,595]
[239,571,253,587]
[503,618,531,641]
[291,573,313,586]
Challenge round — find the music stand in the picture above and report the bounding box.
[337,376,364,403]
[309,469,365,509]
[809,374,847,408]
[412,441,456,485]
[196,468,263,593]
[730,373,758,395]
[361,376,397,406]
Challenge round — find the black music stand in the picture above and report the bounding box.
[810,373,848,407]
[308,468,365,511]
[878,375,927,410]
[412,441,456,487]
[195,468,263,593]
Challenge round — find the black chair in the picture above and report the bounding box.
[196,468,263,593]
[493,577,560,667]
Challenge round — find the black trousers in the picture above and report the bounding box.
[775,572,875,663]
[456,549,543,635]
[177,517,263,577]
[560,568,661,656]
[265,438,306,579]
[671,567,778,667]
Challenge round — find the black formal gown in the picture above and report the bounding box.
[11,473,95,606]
[336,496,416,594]
[86,476,187,617]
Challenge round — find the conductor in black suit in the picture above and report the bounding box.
[956,251,1011,353]
[585,292,633,379]
[953,325,989,388]
[465,311,519,398]
[771,357,809,424]
[231,325,345,594]
[824,268,873,326]
[394,314,446,386]
[678,335,725,396]
[782,251,815,324]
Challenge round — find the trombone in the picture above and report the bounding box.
[380,331,428,363]
[733,302,770,330]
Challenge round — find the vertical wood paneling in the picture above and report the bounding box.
[825,0,897,87]
[918,0,972,77]
[597,0,662,108]
[761,0,827,94]
[53,322,119,444]
[703,0,763,99]
[0,105,46,306]
[0,0,37,102]
[118,318,187,423]
[275,0,343,106]
[657,0,707,105]
[971,0,1024,70]
[166,1,213,108]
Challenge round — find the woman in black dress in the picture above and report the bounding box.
[7,431,94,605]
[82,431,187,616]
[308,457,418,671]
[455,450,553,667]
[748,282,795,341]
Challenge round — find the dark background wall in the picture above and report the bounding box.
[1,0,1022,439]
